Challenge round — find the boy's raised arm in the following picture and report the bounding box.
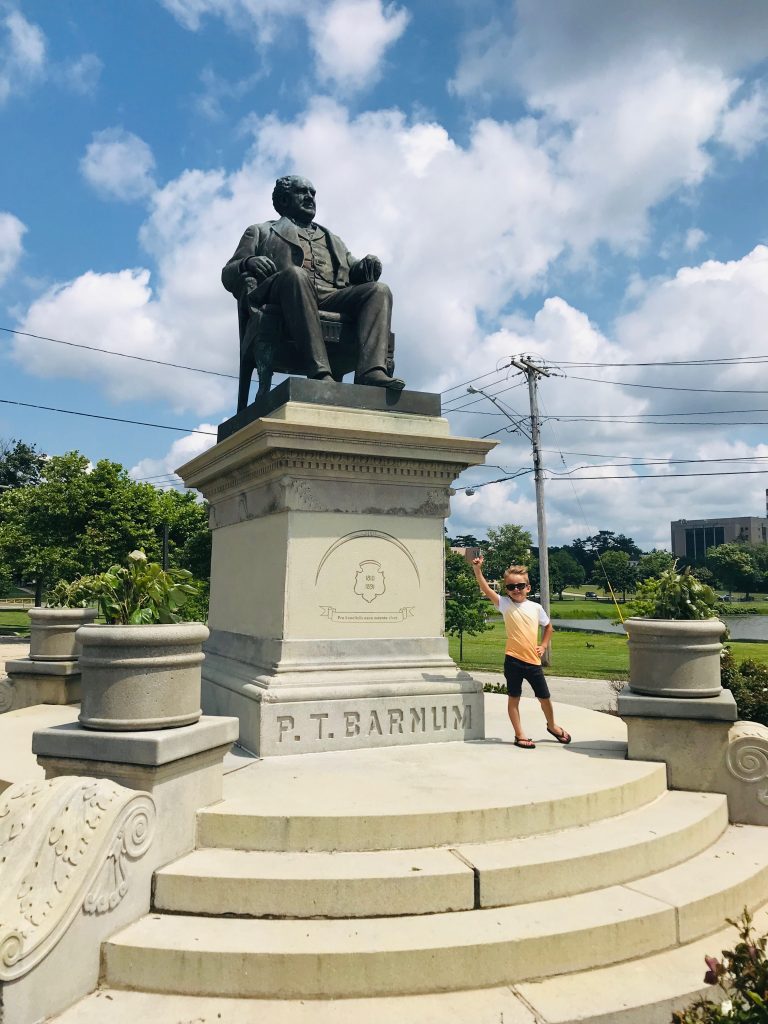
[471,556,500,608]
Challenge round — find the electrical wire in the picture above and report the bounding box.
[1,327,239,380]
[0,397,218,436]
[566,373,768,395]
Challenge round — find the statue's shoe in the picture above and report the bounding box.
[356,370,406,390]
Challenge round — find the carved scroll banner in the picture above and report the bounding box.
[0,776,156,981]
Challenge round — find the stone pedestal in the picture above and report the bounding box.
[32,716,239,863]
[619,686,768,826]
[176,380,495,756]
[2,657,82,713]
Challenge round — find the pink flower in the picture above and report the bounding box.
[704,955,724,985]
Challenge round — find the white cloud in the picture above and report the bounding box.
[451,1,768,101]
[0,9,45,104]
[308,0,409,90]
[80,128,157,201]
[718,84,768,158]
[159,0,407,92]
[684,228,707,252]
[55,53,103,95]
[0,211,26,285]
[130,426,218,487]
[447,246,768,549]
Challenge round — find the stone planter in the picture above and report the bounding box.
[77,622,209,731]
[624,617,725,699]
[28,607,98,662]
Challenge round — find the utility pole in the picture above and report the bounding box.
[469,358,553,662]
[511,358,552,658]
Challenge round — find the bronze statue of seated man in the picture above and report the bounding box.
[222,175,405,410]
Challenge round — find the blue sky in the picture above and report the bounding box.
[2,0,768,550]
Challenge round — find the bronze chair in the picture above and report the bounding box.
[236,278,394,410]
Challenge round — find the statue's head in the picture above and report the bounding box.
[272,175,316,226]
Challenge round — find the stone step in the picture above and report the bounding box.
[464,789,728,908]
[49,902,768,1023]
[104,824,768,1000]
[197,756,667,851]
[154,845,476,918]
[154,791,726,918]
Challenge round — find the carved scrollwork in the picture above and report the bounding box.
[0,776,156,980]
[83,797,155,914]
[726,721,768,808]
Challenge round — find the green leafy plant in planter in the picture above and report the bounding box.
[47,575,97,609]
[76,551,208,731]
[672,907,768,1022]
[624,562,725,699]
[27,575,98,663]
[88,549,199,625]
[628,562,719,620]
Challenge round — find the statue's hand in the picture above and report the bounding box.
[352,255,382,283]
[244,256,277,282]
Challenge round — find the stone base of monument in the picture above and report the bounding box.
[202,632,483,755]
[2,657,82,713]
[45,697,768,1024]
[619,686,768,826]
[177,380,494,757]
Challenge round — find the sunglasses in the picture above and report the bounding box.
[505,582,528,591]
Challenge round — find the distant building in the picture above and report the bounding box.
[671,516,768,562]
[450,546,483,563]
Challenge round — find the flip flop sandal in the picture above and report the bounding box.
[547,726,571,744]
[514,737,536,749]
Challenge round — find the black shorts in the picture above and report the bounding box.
[504,655,551,699]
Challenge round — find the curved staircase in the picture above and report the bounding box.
[54,697,768,1023]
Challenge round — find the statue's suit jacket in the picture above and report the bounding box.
[222,217,359,346]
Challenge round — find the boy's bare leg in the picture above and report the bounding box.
[507,696,529,740]
[538,697,567,738]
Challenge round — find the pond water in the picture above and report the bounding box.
[551,616,768,642]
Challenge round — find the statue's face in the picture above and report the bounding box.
[283,178,316,225]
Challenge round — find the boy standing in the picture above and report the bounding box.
[472,557,571,750]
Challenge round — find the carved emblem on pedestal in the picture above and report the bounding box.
[354,560,385,603]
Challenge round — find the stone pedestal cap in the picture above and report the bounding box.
[32,715,239,767]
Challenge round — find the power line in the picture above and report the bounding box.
[567,373,768,395]
[551,418,768,427]
[547,468,768,481]
[0,397,218,436]
[555,355,768,368]
[0,326,239,380]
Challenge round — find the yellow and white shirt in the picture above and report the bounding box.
[498,597,550,665]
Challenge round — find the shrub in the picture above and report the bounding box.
[672,908,767,1022]
[721,649,768,728]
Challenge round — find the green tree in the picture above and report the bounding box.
[0,438,45,489]
[571,530,641,575]
[447,534,485,548]
[591,549,636,601]
[157,489,212,580]
[482,524,532,581]
[0,452,210,602]
[636,549,675,583]
[706,543,760,599]
[548,549,585,599]
[444,551,492,661]
[0,556,11,596]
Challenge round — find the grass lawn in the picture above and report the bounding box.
[0,610,30,634]
[448,620,768,679]
[548,599,624,620]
